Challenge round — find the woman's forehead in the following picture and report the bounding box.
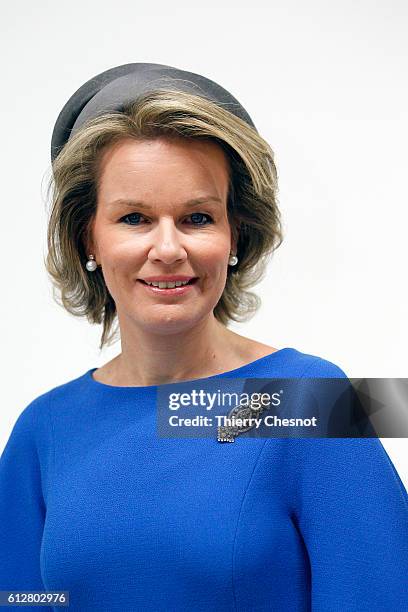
[96,137,230,204]
[98,135,228,167]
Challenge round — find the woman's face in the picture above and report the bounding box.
[88,135,235,335]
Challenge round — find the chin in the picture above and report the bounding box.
[141,321,194,337]
[138,308,210,336]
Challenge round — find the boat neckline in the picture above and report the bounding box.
[85,347,297,391]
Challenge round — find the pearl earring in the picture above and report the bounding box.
[228,253,238,266]
[85,254,98,272]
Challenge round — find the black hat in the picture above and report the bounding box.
[50,62,257,163]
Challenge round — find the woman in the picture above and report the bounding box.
[1,63,407,611]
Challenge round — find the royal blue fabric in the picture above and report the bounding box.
[1,348,407,611]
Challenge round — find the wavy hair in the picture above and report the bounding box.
[45,89,283,349]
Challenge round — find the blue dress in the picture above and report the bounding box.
[1,348,407,611]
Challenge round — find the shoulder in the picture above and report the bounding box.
[258,347,349,379]
[6,370,89,440]
[1,393,52,462]
[288,348,349,378]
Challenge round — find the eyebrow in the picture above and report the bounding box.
[107,196,223,210]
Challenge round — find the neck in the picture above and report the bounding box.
[111,313,242,386]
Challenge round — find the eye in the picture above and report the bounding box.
[188,212,213,226]
[120,212,213,226]
[120,213,144,225]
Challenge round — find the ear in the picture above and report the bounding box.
[230,220,240,254]
[83,217,98,262]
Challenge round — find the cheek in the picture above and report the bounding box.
[201,255,230,289]
[97,242,140,294]
[98,235,142,268]
[188,235,230,283]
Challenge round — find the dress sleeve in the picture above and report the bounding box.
[290,437,408,611]
[0,402,53,610]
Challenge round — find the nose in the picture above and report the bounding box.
[147,217,187,265]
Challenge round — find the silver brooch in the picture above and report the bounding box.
[217,400,265,442]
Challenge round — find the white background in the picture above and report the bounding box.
[1,1,407,486]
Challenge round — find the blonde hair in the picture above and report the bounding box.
[46,89,283,349]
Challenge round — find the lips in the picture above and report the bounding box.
[138,278,198,286]
[137,277,198,296]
